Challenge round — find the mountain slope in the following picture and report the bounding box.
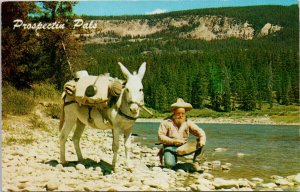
[77,4,297,42]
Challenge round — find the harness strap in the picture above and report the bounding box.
[64,101,76,107]
[88,107,93,123]
[118,109,137,121]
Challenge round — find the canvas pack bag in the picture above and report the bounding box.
[74,74,110,106]
[64,70,123,107]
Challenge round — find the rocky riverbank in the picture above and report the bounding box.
[137,117,300,126]
[2,112,300,191]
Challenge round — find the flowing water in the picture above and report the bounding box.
[132,122,300,182]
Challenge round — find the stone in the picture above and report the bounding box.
[45,180,59,191]
[191,183,211,191]
[176,187,187,191]
[214,148,227,152]
[270,175,283,180]
[238,179,255,188]
[286,175,296,181]
[56,164,64,170]
[6,186,20,191]
[18,178,30,183]
[212,161,221,166]
[261,182,277,189]
[251,177,264,183]
[152,166,162,172]
[221,165,230,170]
[129,175,142,183]
[201,173,214,180]
[237,153,246,157]
[124,180,142,188]
[201,166,211,170]
[95,167,102,172]
[177,169,186,173]
[132,148,141,154]
[76,163,85,170]
[275,178,294,186]
[294,173,300,184]
[143,178,169,190]
[213,178,239,189]
[65,166,76,172]
[193,163,204,172]
[196,178,215,190]
[17,182,27,189]
[83,181,97,191]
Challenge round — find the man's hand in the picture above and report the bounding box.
[173,139,186,146]
[197,140,205,148]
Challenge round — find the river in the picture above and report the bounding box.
[132,123,300,182]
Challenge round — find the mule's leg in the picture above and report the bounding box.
[59,118,76,164]
[72,119,85,162]
[124,128,133,169]
[112,128,120,172]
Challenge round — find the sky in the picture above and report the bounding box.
[73,0,298,16]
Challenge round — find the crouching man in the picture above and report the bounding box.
[158,98,206,168]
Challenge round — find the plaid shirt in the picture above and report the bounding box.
[158,117,206,146]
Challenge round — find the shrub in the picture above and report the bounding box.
[2,85,36,116]
[29,114,51,132]
[4,135,35,145]
[45,103,61,119]
[31,83,61,102]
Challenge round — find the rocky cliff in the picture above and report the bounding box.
[76,15,282,42]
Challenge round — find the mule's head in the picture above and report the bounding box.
[118,62,146,117]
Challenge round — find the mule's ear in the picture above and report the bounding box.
[118,62,131,79]
[138,62,146,80]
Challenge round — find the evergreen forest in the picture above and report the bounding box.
[81,5,299,112]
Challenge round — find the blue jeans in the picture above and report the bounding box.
[163,144,204,168]
[163,146,178,168]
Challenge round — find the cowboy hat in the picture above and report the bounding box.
[171,98,193,111]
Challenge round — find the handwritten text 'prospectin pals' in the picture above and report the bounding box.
[13,19,96,31]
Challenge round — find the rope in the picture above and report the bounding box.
[61,41,74,77]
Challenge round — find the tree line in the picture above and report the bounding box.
[83,35,298,112]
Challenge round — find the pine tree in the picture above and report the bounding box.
[36,2,79,89]
[2,2,38,88]
[267,62,273,109]
[191,72,207,108]
[155,84,169,112]
[221,63,231,112]
[209,63,222,111]
[241,77,257,111]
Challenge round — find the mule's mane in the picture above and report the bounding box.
[108,94,120,107]
[108,77,125,108]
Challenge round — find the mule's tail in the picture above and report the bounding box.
[59,92,66,131]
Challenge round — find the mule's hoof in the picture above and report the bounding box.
[78,158,83,163]
[61,161,67,166]
[113,168,118,173]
